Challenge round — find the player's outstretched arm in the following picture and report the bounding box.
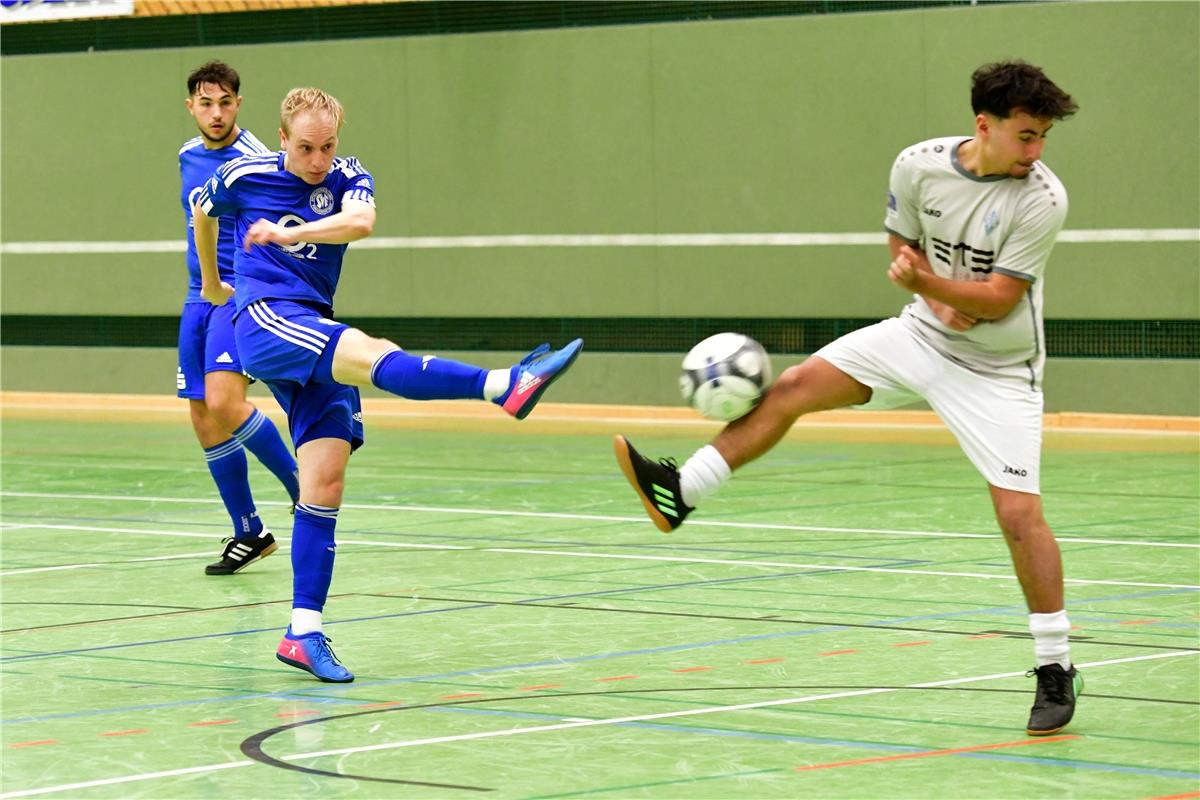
[244,199,375,250]
[888,243,1025,321]
[193,202,234,306]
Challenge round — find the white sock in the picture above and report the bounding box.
[483,368,511,401]
[290,608,323,636]
[679,445,732,508]
[1029,610,1071,669]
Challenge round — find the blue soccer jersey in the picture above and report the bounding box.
[195,153,375,313]
[179,129,271,303]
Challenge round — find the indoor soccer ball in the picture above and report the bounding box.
[679,333,772,422]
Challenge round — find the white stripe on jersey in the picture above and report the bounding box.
[343,190,374,206]
[178,136,203,155]
[232,130,272,156]
[221,156,279,186]
[247,301,329,354]
[333,156,366,179]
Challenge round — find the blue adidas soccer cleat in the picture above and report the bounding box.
[275,626,354,683]
[496,338,584,420]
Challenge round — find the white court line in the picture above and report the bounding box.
[2,522,1196,590]
[0,523,469,576]
[2,649,1195,799]
[2,490,1196,549]
[2,228,1197,255]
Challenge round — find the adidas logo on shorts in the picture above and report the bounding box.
[215,352,234,364]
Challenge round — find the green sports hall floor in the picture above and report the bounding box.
[1,398,1197,799]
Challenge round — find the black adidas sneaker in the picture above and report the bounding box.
[205,529,278,575]
[613,435,693,532]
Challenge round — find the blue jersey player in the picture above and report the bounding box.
[179,61,300,577]
[194,87,582,683]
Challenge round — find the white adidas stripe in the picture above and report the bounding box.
[246,303,323,355]
[255,301,331,345]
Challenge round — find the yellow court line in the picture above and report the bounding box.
[2,390,1196,435]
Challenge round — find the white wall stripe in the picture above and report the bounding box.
[2,228,1196,255]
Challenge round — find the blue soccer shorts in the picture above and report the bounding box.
[177,300,246,400]
[234,299,364,451]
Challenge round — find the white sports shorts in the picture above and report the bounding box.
[813,317,1043,494]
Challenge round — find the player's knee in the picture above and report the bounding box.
[206,394,248,431]
[995,501,1047,543]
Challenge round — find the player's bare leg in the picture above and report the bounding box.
[990,484,1082,735]
[614,357,871,531]
[713,357,872,469]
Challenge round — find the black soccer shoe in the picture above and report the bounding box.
[613,435,693,533]
[205,530,278,576]
[1026,663,1083,735]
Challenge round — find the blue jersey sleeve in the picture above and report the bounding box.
[335,157,375,207]
[196,166,239,218]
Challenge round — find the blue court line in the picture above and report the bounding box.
[3,580,1193,724]
[434,705,1200,781]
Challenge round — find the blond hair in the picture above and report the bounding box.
[280,87,345,135]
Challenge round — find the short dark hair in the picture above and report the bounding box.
[187,60,240,96]
[970,60,1077,120]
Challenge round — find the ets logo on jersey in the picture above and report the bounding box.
[309,187,334,215]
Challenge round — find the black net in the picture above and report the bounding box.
[4,315,1196,359]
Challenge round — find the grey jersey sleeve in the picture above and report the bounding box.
[884,151,921,244]
[993,190,1068,283]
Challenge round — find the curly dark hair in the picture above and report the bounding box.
[187,60,240,96]
[971,60,1077,120]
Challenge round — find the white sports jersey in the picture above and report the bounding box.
[884,136,1067,386]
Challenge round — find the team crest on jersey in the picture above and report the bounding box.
[309,187,335,215]
[984,209,1000,235]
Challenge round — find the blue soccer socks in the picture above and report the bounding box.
[203,438,263,538]
[232,408,300,504]
[291,504,339,612]
[370,349,487,400]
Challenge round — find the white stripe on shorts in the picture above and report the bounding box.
[254,301,331,348]
[246,302,324,355]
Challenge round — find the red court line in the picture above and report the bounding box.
[597,675,639,682]
[969,634,1001,639]
[794,734,1079,772]
[892,640,932,647]
[442,692,485,699]
[9,740,58,748]
[275,710,319,718]
[188,719,237,727]
[746,658,785,664]
[101,729,149,737]
[1145,793,1200,800]
[671,666,713,673]
[520,684,563,691]
[820,650,859,657]
[1119,619,1160,626]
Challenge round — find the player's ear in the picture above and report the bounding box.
[278,127,287,148]
[975,113,990,138]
